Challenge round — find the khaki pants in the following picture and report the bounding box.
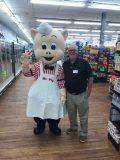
[66,91,89,137]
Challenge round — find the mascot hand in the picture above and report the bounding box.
[21,50,32,67]
[21,50,33,73]
[60,95,66,105]
[60,88,66,105]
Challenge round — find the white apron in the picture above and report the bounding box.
[27,63,65,119]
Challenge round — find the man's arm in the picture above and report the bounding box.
[87,77,93,97]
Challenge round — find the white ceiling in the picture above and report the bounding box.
[1,0,120,42]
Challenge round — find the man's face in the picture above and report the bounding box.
[68,49,78,61]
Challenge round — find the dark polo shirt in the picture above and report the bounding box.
[63,58,92,95]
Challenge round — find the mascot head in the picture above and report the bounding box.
[31,22,68,65]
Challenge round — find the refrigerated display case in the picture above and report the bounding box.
[14,44,23,74]
[0,41,25,95]
[0,41,13,83]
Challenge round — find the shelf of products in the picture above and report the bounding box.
[97,52,108,82]
[109,44,120,97]
[108,76,120,152]
[109,75,117,97]
[79,46,111,82]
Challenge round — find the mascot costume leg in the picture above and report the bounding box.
[21,22,68,135]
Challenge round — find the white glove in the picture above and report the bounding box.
[60,88,66,105]
[21,50,32,73]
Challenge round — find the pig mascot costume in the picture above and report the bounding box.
[21,22,68,135]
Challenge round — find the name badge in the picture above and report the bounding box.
[73,70,78,74]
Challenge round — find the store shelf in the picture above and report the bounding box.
[113,89,120,97]
[108,70,120,152]
[111,103,120,113]
[112,121,120,132]
[108,132,120,152]
[114,70,120,76]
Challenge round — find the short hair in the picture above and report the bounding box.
[68,45,78,51]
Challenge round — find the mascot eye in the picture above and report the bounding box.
[51,43,56,50]
[42,42,47,50]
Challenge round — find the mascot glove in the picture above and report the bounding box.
[60,88,66,105]
[21,51,32,73]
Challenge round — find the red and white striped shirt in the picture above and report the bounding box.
[23,61,65,89]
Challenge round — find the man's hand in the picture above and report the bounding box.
[87,90,91,97]
[87,77,93,98]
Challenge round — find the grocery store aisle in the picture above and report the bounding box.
[0,74,120,160]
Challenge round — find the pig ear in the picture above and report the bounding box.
[61,30,68,40]
[31,29,38,39]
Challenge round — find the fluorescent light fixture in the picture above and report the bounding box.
[30,0,85,7]
[112,35,117,37]
[71,0,85,1]
[11,17,20,25]
[88,3,120,11]
[74,21,101,25]
[36,19,71,24]
[75,36,90,39]
[53,28,63,30]
[69,33,80,36]
[54,28,89,32]
[0,1,32,43]
[108,23,120,27]
[92,30,116,34]
[105,31,115,33]
[0,1,13,16]
[82,34,100,37]
[92,30,100,33]
[19,25,33,42]
[94,1,120,5]
[68,29,90,32]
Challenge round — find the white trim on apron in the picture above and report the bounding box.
[27,62,65,119]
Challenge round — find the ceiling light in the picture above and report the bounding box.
[75,36,91,39]
[68,29,90,32]
[36,19,71,24]
[92,30,100,32]
[88,3,120,11]
[11,17,19,25]
[108,23,120,27]
[92,30,116,33]
[30,0,85,7]
[82,34,100,37]
[53,28,63,30]
[0,1,13,16]
[74,21,101,25]
[105,31,115,33]
[69,33,80,36]
[0,1,32,43]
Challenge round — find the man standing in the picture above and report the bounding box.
[63,45,93,142]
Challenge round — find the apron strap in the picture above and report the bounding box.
[39,61,44,76]
[55,63,59,77]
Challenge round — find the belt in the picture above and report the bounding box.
[70,92,82,95]
[71,93,79,95]
[68,91,86,95]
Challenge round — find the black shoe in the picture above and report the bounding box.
[33,127,45,135]
[50,128,61,135]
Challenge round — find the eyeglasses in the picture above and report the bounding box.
[68,49,78,54]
